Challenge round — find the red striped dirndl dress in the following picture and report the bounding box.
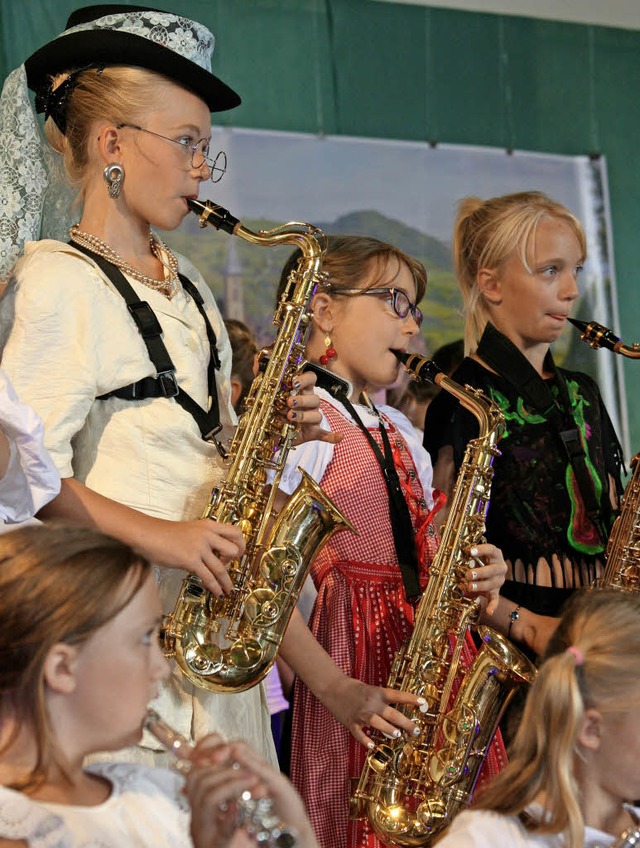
[290,399,507,848]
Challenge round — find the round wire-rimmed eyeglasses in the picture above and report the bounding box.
[116,123,227,183]
[326,286,423,327]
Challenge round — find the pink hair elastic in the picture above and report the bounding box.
[566,645,584,666]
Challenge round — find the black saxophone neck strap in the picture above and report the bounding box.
[476,322,606,544]
[336,390,421,600]
[71,241,223,443]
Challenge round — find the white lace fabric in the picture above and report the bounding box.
[0,762,190,847]
[0,66,50,283]
[60,11,215,72]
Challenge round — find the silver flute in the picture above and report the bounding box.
[615,828,640,847]
[144,709,297,847]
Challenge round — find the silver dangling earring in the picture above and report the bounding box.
[103,163,124,199]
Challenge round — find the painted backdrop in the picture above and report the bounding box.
[162,130,627,452]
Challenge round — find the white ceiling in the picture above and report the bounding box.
[372,0,640,31]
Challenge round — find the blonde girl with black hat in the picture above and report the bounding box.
[0,4,328,766]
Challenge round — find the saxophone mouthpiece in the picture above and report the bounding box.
[566,317,589,333]
[568,316,622,353]
[187,198,240,236]
[393,350,444,386]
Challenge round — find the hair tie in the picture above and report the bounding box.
[566,645,584,666]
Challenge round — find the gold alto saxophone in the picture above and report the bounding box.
[569,317,640,592]
[351,352,537,847]
[162,199,354,693]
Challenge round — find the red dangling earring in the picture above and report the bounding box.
[319,334,337,366]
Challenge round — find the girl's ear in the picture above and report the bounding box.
[43,643,80,696]
[577,707,603,753]
[477,268,503,305]
[229,376,242,410]
[310,291,336,333]
[96,125,124,164]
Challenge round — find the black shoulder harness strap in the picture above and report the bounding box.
[70,241,223,442]
[477,322,606,544]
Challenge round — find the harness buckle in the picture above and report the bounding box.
[157,370,179,399]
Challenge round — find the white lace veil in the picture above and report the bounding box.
[0,66,63,282]
[0,9,225,283]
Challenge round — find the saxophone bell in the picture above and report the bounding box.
[568,317,640,359]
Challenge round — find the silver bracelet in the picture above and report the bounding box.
[507,605,521,640]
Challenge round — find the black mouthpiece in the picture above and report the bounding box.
[187,198,240,236]
[568,316,621,352]
[393,350,444,385]
[567,317,588,332]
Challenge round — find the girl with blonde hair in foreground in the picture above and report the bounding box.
[0,523,318,847]
[436,588,640,847]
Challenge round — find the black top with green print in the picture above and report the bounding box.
[423,349,624,618]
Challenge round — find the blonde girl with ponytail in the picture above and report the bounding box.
[425,192,624,664]
[435,589,640,847]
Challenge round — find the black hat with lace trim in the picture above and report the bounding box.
[25,4,241,132]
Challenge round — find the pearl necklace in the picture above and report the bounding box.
[69,224,180,299]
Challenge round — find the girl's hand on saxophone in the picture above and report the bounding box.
[323,676,425,749]
[140,517,246,597]
[464,542,508,616]
[38,477,246,596]
[281,609,423,749]
[286,370,342,445]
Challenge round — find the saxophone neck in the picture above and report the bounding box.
[187,197,326,259]
[395,349,504,441]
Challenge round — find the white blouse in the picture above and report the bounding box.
[0,240,274,763]
[0,763,190,847]
[0,367,60,528]
[436,805,640,848]
[278,388,435,505]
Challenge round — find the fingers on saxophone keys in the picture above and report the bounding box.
[198,560,233,596]
[381,726,421,740]
[375,711,420,740]
[467,545,485,570]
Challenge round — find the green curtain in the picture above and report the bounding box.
[2,0,639,450]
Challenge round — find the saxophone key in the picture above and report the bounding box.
[366,743,394,774]
[229,638,263,670]
[244,587,280,623]
[259,544,301,585]
[184,639,224,675]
